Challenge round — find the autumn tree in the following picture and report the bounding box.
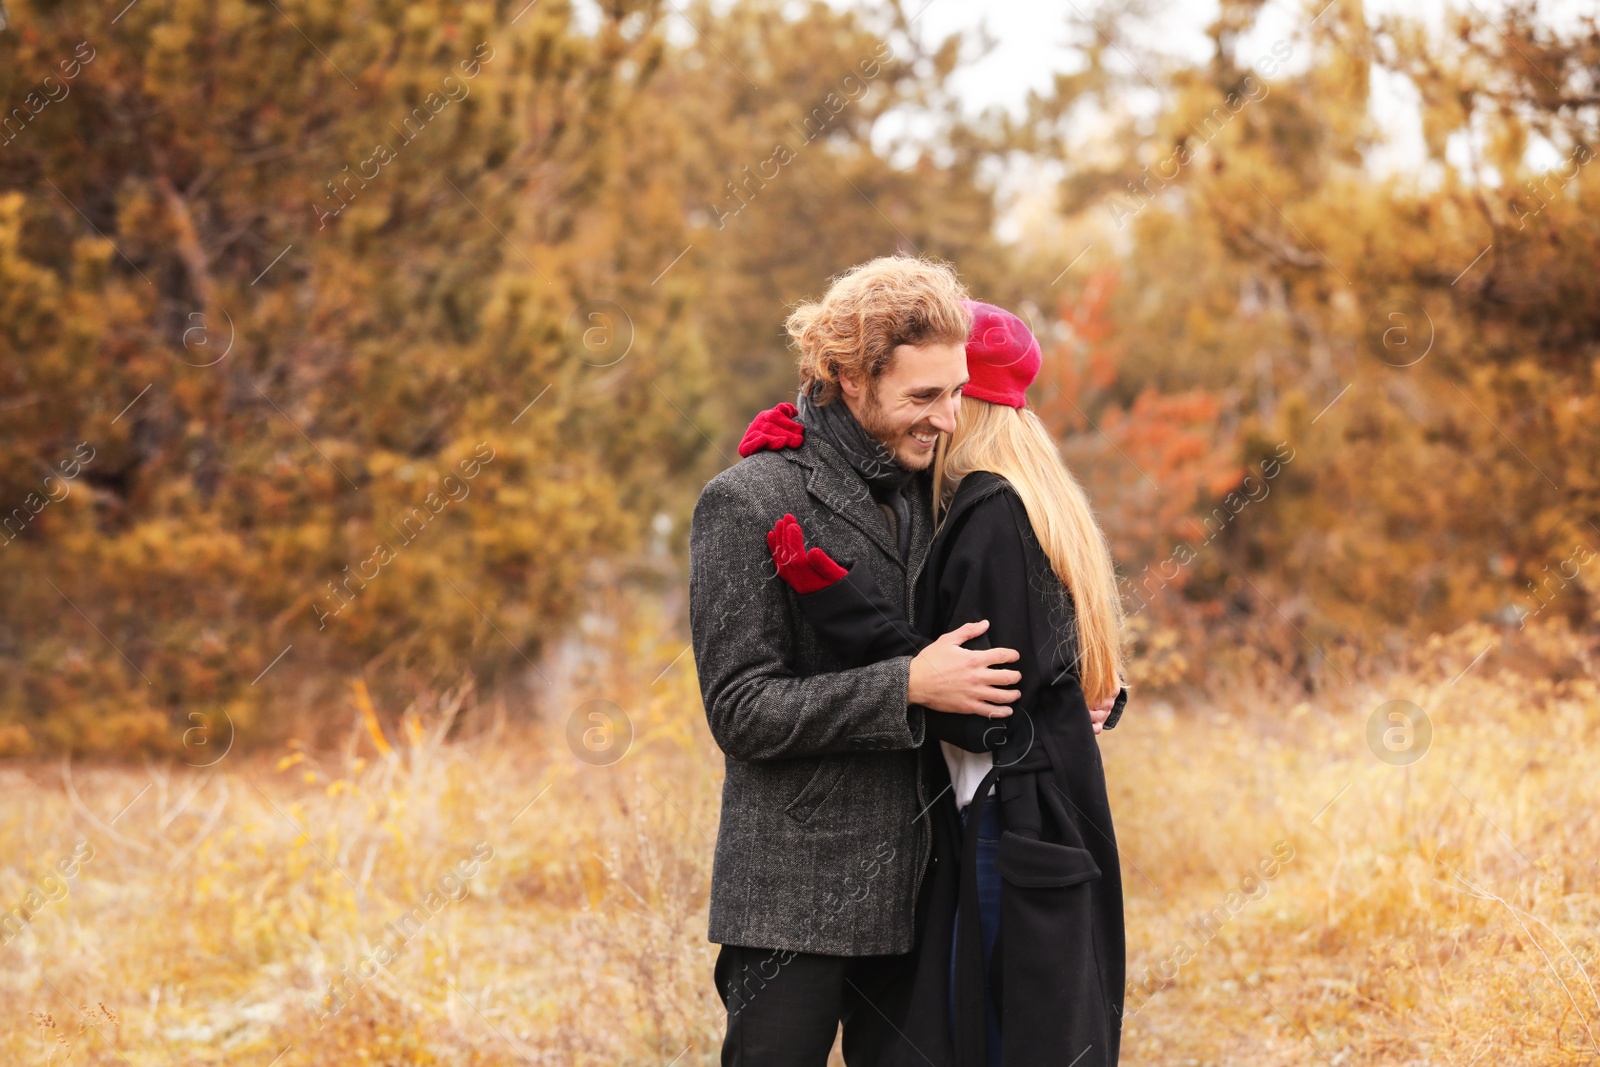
[0,0,998,752]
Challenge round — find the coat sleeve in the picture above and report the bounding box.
[689,476,925,762]
[793,567,930,667]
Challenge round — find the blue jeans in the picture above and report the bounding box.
[951,798,1003,1065]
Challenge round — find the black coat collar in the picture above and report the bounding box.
[935,470,1013,532]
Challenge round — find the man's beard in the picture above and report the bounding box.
[857,385,936,471]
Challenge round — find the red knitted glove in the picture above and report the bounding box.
[738,402,805,457]
[766,513,847,594]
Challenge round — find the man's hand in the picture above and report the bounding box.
[907,619,1021,717]
[1088,691,1115,734]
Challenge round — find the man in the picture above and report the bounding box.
[689,256,1023,1065]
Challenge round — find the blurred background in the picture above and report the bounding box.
[1,0,1597,1062]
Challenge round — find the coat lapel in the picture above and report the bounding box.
[782,438,903,565]
[904,468,933,583]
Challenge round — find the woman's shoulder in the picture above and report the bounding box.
[939,472,1035,558]
[948,470,1014,512]
[948,471,1027,530]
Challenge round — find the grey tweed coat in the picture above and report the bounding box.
[689,432,936,957]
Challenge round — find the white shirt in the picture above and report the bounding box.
[940,740,994,811]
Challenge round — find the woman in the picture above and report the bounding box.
[744,301,1128,1066]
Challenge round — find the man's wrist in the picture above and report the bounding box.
[906,649,928,708]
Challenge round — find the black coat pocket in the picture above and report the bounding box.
[996,832,1111,1065]
[995,832,1100,886]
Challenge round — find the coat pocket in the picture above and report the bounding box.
[784,755,849,826]
[996,832,1110,1065]
[995,832,1100,887]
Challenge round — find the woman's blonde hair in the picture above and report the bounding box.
[933,397,1126,706]
[786,256,971,403]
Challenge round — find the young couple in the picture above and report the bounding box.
[688,256,1128,1066]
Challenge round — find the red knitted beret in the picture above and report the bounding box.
[961,300,1041,408]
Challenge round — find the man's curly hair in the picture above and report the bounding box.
[786,256,972,404]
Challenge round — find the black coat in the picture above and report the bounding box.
[794,471,1126,1066]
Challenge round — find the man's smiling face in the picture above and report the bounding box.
[840,340,968,471]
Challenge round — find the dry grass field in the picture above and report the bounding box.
[3,606,1597,1066]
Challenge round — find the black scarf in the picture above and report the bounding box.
[796,383,915,559]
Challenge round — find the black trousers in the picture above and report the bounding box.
[714,943,919,1066]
